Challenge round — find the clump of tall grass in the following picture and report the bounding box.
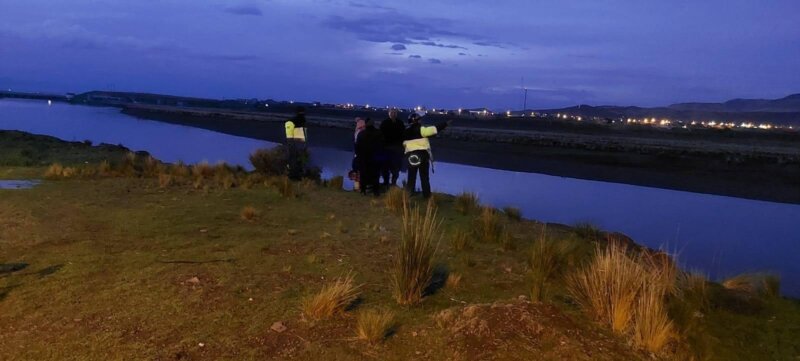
[573,222,603,241]
[158,173,173,189]
[97,160,112,176]
[473,207,503,243]
[44,163,79,179]
[446,273,462,289]
[385,187,409,213]
[454,192,480,215]
[120,152,137,176]
[722,273,780,298]
[568,243,677,353]
[171,161,191,179]
[355,309,396,343]
[302,273,362,320]
[143,155,160,177]
[529,229,579,302]
[326,175,344,190]
[449,229,471,251]
[240,206,260,221]
[272,176,296,198]
[192,161,214,179]
[392,201,441,305]
[502,206,522,221]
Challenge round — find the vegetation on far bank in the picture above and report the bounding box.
[1,130,799,360]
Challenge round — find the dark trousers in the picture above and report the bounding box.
[405,150,431,197]
[360,159,381,196]
[381,145,403,186]
[286,140,306,180]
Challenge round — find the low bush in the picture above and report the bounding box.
[355,309,395,343]
[454,192,480,215]
[302,273,361,320]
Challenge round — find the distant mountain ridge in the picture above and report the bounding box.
[536,94,800,125]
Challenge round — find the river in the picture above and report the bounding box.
[2,98,798,296]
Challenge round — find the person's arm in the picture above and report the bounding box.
[420,121,450,138]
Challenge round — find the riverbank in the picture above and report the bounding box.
[122,104,800,204]
[1,131,798,360]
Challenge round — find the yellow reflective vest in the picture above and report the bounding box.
[403,125,437,153]
[285,121,307,141]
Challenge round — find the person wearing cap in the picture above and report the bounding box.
[379,108,405,187]
[284,106,307,180]
[355,118,384,196]
[402,112,449,198]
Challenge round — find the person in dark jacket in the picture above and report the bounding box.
[403,113,448,198]
[355,118,384,196]
[379,108,405,187]
[284,107,308,180]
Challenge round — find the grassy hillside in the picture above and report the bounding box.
[1,131,798,360]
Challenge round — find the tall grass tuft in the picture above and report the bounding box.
[302,273,362,321]
[44,163,65,179]
[529,229,579,302]
[240,206,260,221]
[454,192,480,215]
[192,161,214,179]
[568,243,677,353]
[97,160,112,176]
[355,309,396,343]
[632,281,675,353]
[275,176,296,198]
[446,273,462,289]
[473,207,502,243]
[143,155,160,177]
[385,187,409,213]
[158,173,173,189]
[392,201,441,305]
[449,229,471,251]
[502,206,522,221]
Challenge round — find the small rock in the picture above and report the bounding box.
[321,232,332,239]
[287,229,298,235]
[271,321,287,333]
[199,229,208,233]
[186,276,201,285]
[518,295,529,301]
[379,226,387,232]
[411,331,418,337]
[248,298,254,302]
[198,342,205,347]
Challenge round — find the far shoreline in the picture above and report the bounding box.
[118,104,800,205]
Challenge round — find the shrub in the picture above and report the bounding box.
[393,201,441,305]
[473,207,502,243]
[722,273,780,297]
[385,187,409,213]
[355,309,396,343]
[250,147,289,176]
[454,192,480,215]
[449,229,471,251]
[502,206,522,221]
[327,175,344,190]
[240,206,260,221]
[302,273,361,320]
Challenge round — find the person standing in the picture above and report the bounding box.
[355,118,384,196]
[380,108,405,187]
[284,106,308,180]
[349,117,366,191]
[403,113,449,198]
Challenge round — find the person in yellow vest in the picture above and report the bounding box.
[403,112,449,198]
[284,107,307,179]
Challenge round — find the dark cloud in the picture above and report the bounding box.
[408,55,421,59]
[348,1,396,11]
[224,4,263,16]
[428,58,442,64]
[391,44,406,51]
[419,41,466,50]
[458,52,468,56]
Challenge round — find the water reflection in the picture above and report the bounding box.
[0,180,40,189]
[2,99,799,295]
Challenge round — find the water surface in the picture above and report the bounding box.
[2,99,798,295]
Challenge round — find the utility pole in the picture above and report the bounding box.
[521,77,528,111]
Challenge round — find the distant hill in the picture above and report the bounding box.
[536,94,800,126]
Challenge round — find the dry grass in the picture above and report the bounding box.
[473,207,503,244]
[97,160,112,176]
[355,309,396,343]
[529,229,578,302]
[568,243,677,353]
[449,229,471,251]
[270,176,296,198]
[632,281,675,353]
[143,155,159,177]
[192,161,214,179]
[158,173,173,189]
[446,273,462,289]
[392,201,441,305]
[240,206,260,221]
[385,187,409,213]
[44,163,64,179]
[454,192,480,215]
[302,273,362,321]
[502,206,522,221]
[327,175,344,190]
[722,273,781,297]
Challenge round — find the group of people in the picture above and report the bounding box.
[284,107,448,198]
